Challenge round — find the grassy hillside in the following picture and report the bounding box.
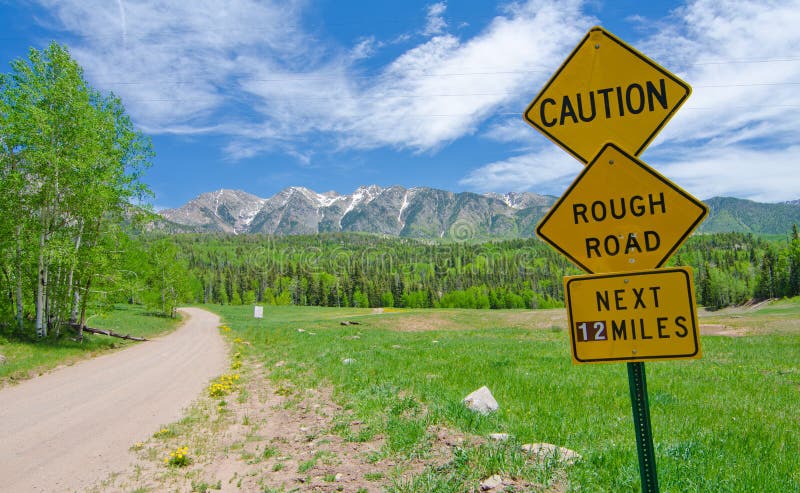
[700,197,800,234]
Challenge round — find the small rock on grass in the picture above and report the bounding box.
[488,433,510,442]
[463,386,499,414]
[342,358,355,365]
[521,442,581,464]
[480,474,503,491]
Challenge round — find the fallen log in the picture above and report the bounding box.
[69,323,148,341]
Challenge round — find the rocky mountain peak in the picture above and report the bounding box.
[160,185,558,238]
[160,189,265,234]
[157,188,800,238]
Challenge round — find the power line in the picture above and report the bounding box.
[93,69,555,85]
[104,104,800,118]
[690,57,800,65]
[94,72,800,87]
[116,79,800,105]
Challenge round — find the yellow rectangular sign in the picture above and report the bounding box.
[524,26,691,163]
[564,267,701,364]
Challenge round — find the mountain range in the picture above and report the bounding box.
[158,185,800,238]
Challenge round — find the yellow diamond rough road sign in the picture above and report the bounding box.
[524,26,691,163]
[564,267,701,364]
[536,143,707,274]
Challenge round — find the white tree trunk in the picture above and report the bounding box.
[15,225,24,333]
[35,232,47,337]
[71,290,81,325]
[68,227,83,324]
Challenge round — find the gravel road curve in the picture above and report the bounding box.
[0,307,227,492]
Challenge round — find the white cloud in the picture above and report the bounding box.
[655,145,800,202]
[459,146,580,194]
[36,0,798,201]
[423,2,448,36]
[37,0,311,132]
[461,141,800,202]
[643,0,800,202]
[229,0,593,152]
[640,0,800,149]
[34,0,593,156]
[339,0,593,150]
[464,0,800,200]
[350,37,381,61]
[483,117,538,144]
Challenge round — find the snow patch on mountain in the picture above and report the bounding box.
[485,192,522,209]
[340,185,383,227]
[398,190,410,228]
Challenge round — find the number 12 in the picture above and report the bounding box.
[577,321,607,342]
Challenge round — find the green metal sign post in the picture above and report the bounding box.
[627,362,659,492]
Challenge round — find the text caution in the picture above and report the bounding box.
[524,26,691,163]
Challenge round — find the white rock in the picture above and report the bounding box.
[462,386,499,414]
[342,358,356,365]
[488,433,510,442]
[480,474,503,491]
[521,442,581,465]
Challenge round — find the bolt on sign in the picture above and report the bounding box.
[524,26,691,163]
[564,267,701,364]
[536,143,707,274]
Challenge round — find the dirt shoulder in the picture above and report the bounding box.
[0,307,228,492]
[93,360,404,492]
[94,355,569,493]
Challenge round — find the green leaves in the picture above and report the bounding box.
[0,42,153,336]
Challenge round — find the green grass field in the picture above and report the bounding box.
[0,305,180,384]
[209,301,800,492]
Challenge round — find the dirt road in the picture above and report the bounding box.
[0,307,228,493]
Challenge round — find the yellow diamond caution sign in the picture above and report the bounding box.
[564,267,701,364]
[524,26,691,163]
[537,143,707,274]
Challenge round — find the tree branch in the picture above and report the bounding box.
[69,323,148,341]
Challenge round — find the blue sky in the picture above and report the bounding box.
[1,0,799,209]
